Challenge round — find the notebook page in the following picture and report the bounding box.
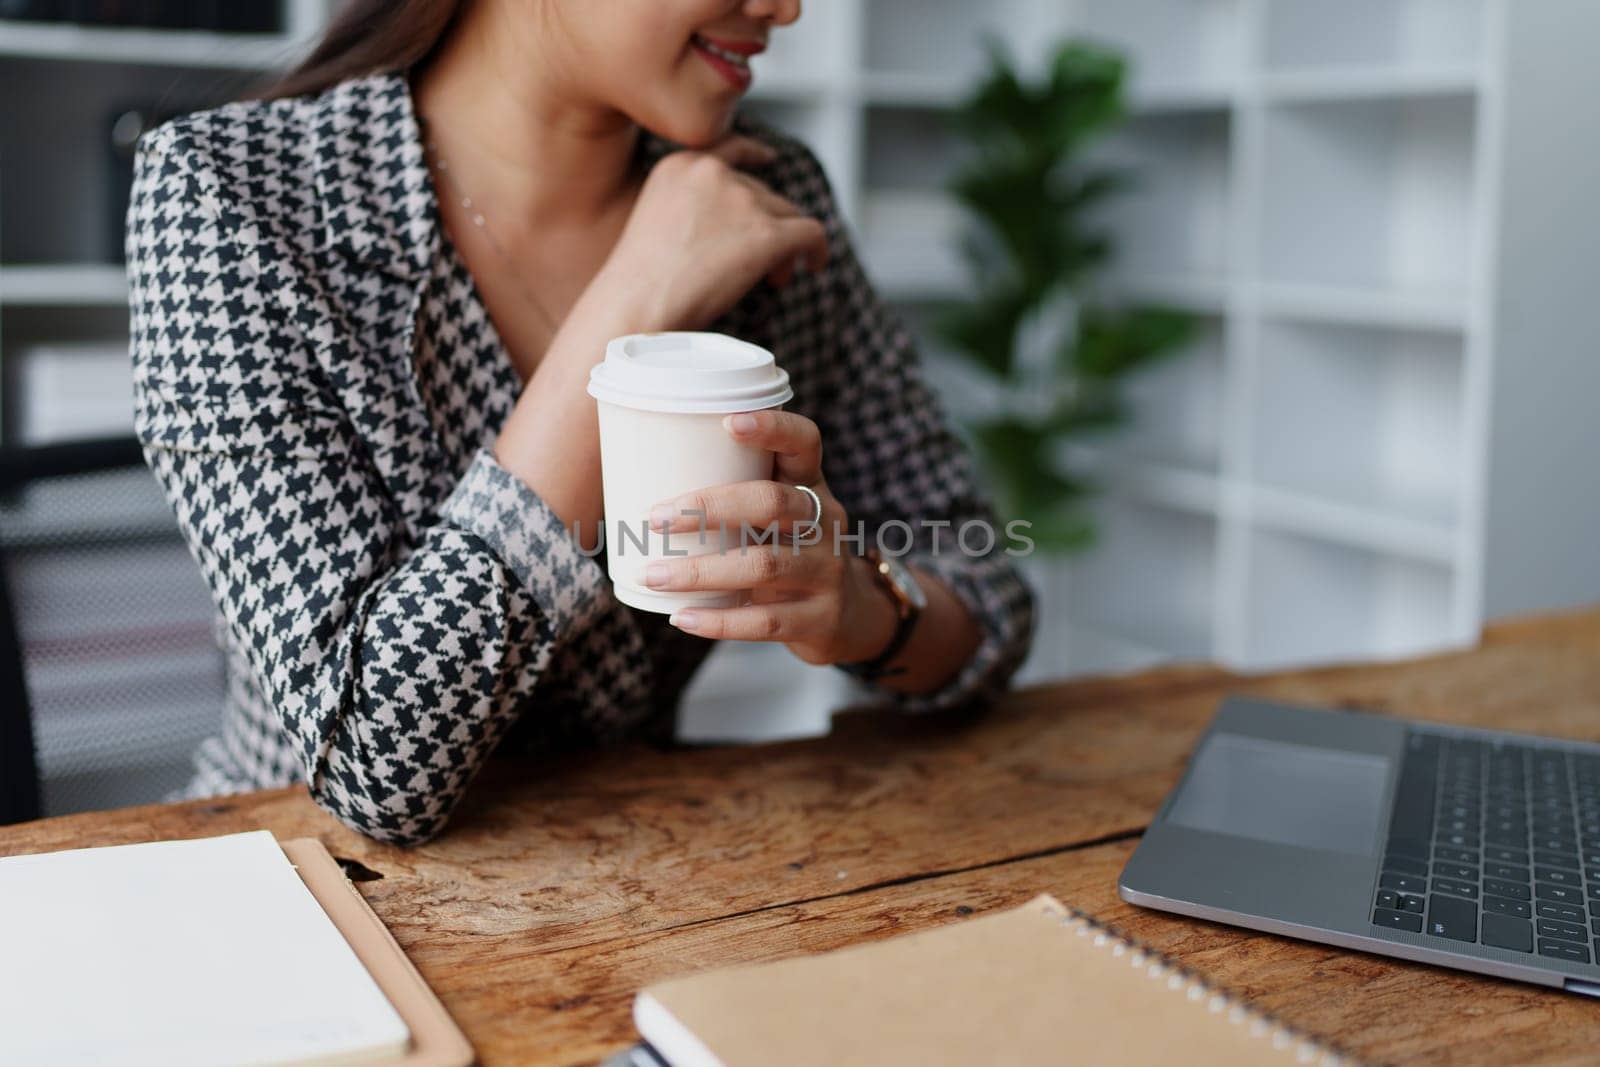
[0,830,409,1067]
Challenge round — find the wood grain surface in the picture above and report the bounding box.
[6,606,1600,1066]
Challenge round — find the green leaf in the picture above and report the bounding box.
[1017,508,1098,553]
[1043,389,1127,436]
[933,38,1199,555]
[932,288,1031,378]
[1065,304,1198,381]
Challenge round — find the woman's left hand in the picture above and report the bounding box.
[642,410,896,667]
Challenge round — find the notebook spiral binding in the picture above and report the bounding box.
[1044,901,1357,1067]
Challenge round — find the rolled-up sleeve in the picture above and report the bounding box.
[781,145,1036,713]
[128,126,612,844]
[439,448,610,637]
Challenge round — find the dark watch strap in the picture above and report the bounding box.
[838,558,919,681]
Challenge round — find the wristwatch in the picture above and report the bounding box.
[838,549,927,681]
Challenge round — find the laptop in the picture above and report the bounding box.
[1120,697,1600,996]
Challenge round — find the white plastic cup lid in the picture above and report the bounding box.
[586,332,793,414]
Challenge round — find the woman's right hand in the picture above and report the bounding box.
[589,135,831,332]
[494,136,826,534]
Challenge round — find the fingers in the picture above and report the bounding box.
[640,543,830,593]
[724,169,830,286]
[703,135,779,170]
[650,475,821,535]
[770,215,829,279]
[668,599,829,643]
[721,410,823,485]
[667,136,830,299]
[732,171,800,214]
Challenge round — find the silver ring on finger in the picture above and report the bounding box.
[792,483,823,541]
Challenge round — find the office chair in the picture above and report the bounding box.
[0,530,39,823]
[0,436,220,824]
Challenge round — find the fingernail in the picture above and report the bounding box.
[669,609,699,631]
[649,503,677,529]
[725,413,757,434]
[644,562,670,588]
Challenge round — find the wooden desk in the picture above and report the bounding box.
[6,608,1600,1065]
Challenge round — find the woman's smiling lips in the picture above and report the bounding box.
[691,33,764,91]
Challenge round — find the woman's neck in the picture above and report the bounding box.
[411,1,641,231]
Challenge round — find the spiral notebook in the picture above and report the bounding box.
[632,894,1348,1067]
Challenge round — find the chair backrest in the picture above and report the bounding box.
[0,437,224,823]
[0,545,40,823]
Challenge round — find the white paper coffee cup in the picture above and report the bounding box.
[587,332,793,614]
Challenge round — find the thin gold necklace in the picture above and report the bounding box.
[419,125,561,337]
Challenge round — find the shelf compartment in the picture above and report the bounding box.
[739,98,832,149]
[743,69,827,101]
[1059,446,1223,518]
[1244,527,1459,669]
[1251,319,1463,531]
[1101,273,1228,315]
[1079,313,1227,475]
[1076,0,1244,102]
[861,106,968,191]
[1013,556,1069,686]
[905,315,1013,425]
[1255,280,1464,332]
[1060,621,1177,678]
[0,57,258,264]
[857,70,966,109]
[862,0,1049,83]
[857,106,970,297]
[1263,0,1487,74]
[1091,110,1232,281]
[857,190,966,299]
[1261,65,1480,104]
[1062,498,1216,661]
[1258,94,1477,298]
[1251,484,1454,566]
[755,2,847,90]
[0,263,127,306]
[0,20,307,69]
[9,338,136,446]
[1126,85,1235,116]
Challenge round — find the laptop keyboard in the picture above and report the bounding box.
[1375,731,1600,965]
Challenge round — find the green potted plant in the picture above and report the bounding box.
[937,41,1196,550]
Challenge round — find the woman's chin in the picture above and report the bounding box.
[649,105,739,149]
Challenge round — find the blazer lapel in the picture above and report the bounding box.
[308,72,449,531]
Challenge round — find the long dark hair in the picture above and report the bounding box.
[265,0,464,100]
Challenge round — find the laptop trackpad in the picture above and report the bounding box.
[1166,733,1390,856]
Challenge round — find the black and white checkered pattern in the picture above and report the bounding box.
[126,72,1035,844]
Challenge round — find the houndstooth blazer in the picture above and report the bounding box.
[126,71,1035,845]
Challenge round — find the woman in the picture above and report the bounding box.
[127,0,1035,845]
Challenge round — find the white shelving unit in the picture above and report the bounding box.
[1047,0,1600,676]
[743,0,1600,686]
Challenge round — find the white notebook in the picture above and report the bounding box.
[0,830,410,1067]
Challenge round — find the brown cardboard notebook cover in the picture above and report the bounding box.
[281,838,474,1067]
[637,894,1345,1067]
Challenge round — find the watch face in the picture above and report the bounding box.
[881,556,928,611]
